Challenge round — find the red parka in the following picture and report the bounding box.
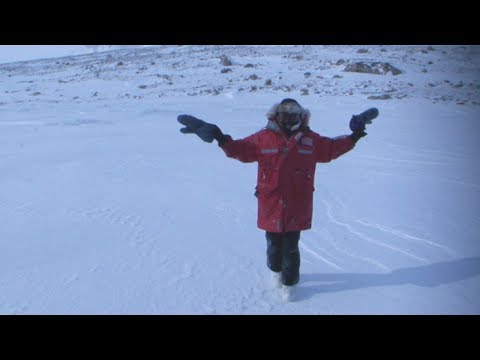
[220,120,354,233]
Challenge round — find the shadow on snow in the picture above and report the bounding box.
[299,256,480,299]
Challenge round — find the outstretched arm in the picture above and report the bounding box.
[177,114,258,163]
[218,134,258,163]
[316,107,379,163]
[316,135,355,163]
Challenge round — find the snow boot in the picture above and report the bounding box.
[271,271,282,289]
[280,284,297,302]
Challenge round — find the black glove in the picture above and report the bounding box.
[349,108,379,132]
[178,115,224,143]
[349,108,379,144]
[350,129,367,144]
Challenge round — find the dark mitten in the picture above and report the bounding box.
[350,129,367,144]
[178,114,224,143]
[349,108,379,132]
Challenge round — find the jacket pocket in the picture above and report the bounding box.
[293,169,314,191]
[257,168,278,194]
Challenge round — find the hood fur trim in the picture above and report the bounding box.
[266,102,311,128]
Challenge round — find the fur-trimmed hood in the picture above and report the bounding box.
[266,101,311,130]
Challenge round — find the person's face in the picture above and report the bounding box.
[277,111,302,131]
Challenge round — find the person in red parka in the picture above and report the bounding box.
[178,98,377,301]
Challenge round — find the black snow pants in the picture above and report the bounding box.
[265,231,301,286]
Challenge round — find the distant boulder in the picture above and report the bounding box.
[368,94,392,100]
[220,55,233,66]
[344,62,402,75]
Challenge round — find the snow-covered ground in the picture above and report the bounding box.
[0,45,154,65]
[0,45,479,314]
